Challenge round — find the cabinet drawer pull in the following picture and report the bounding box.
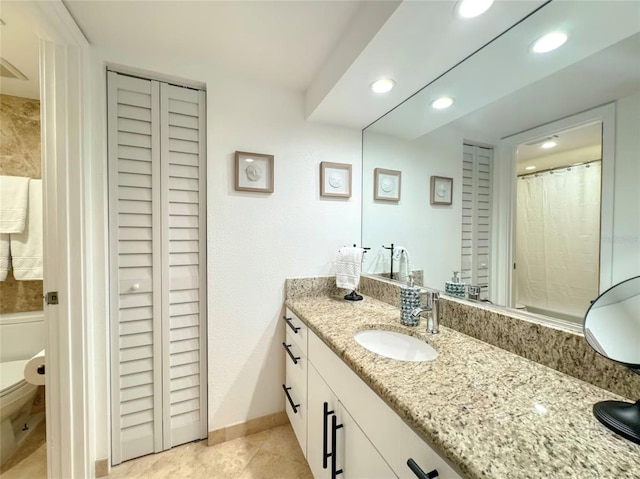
[282,342,300,364]
[323,402,335,469]
[331,414,343,478]
[407,458,438,479]
[283,316,301,333]
[282,384,300,414]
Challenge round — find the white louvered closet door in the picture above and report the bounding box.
[159,83,207,448]
[108,72,207,465]
[461,144,493,299]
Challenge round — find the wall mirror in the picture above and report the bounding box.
[362,0,640,329]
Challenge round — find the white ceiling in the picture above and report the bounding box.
[369,1,640,140]
[64,0,364,91]
[0,2,40,99]
[306,0,546,128]
[63,0,552,129]
[515,122,603,175]
[517,122,602,163]
[445,31,640,144]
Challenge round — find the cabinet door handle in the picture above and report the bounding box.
[322,402,335,469]
[407,458,438,479]
[282,384,300,414]
[331,414,343,478]
[283,316,301,333]
[282,342,300,365]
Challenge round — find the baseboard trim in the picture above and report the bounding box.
[95,458,109,478]
[207,411,288,446]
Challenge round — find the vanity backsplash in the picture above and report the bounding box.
[285,275,639,400]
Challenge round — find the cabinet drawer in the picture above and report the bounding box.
[284,378,307,458]
[284,330,307,387]
[284,308,308,355]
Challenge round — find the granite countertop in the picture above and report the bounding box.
[285,294,640,479]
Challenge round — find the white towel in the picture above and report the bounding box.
[0,176,30,233]
[335,246,364,291]
[11,179,43,280]
[393,246,412,283]
[0,234,9,281]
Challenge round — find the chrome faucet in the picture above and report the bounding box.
[410,291,440,334]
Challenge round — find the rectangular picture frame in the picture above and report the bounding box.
[320,161,352,198]
[234,151,274,193]
[374,168,402,202]
[430,175,453,205]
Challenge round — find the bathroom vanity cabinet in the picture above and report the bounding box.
[284,308,462,479]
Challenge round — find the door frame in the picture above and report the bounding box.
[20,2,93,477]
[492,103,615,308]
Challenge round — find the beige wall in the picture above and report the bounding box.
[0,94,43,313]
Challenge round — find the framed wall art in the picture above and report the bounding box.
[234,151,274,193]
[430,175,453,205]
[374,168,401,202]
[320,161,352,198]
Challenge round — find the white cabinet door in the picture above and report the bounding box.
[308,363,396,479]
[336,402,397,479]
[396,423,462,479]
[308,363,337,479]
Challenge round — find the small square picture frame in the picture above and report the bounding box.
[320,161,352,198]
[234,151,274,193]
[374,168,401,202]
[430,176,453,205]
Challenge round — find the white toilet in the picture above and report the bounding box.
[0,359,40,465]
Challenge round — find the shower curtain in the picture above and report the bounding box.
[515,162,601,321]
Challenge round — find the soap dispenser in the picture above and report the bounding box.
[445,271,466,298]
[400,275,421,326]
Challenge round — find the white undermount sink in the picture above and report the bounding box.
[354,330,438,362]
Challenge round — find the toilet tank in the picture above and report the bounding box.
[0,311,45,362]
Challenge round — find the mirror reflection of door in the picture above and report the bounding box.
[514,122,603,324]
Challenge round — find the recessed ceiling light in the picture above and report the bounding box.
[541,141,557,149]
[531,32,568,53]
[456,0,494,19]
[525,166,536,171]
[370,78,395,94]
[430,97,454,110]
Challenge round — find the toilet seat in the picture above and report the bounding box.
[0,360,30,397]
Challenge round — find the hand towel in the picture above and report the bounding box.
[393,246,412,283]
[0,176,30,233]
[335,246,364,291]
[0,234,9,281]
[11,179,43,280]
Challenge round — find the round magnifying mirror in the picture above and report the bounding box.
[583,275,640,444]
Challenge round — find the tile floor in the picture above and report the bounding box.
[0,423,312,479]
[0,421,47,479]
[110,424,312,479]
